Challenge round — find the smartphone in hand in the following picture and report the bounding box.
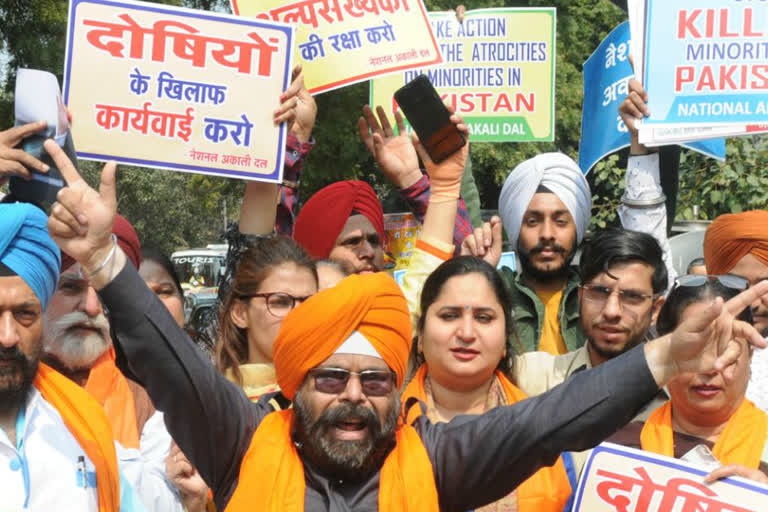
[394,75,466,163]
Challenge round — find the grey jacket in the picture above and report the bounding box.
[101,263,660,511]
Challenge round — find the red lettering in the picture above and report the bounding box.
[719,65,738,90]
[460,93,475,113]
[678,9,701,39]
[719,9,739,37]
[675,66,695,92]
[476,92,492,111]
[493,93,512,113]
[751,65,768,89]
[697,67,716,92]
[705,9,715,38]
[744,8,763,37]
[517,93,535,113]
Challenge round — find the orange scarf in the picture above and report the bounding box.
[640,399,768,469]
[34,363,120,511]
[402,365,573,512]
[224,409,439,511]
[84,347,140,449]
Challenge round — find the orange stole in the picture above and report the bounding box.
[224,409,439,511]
[84,347,140,449]
[640,399,768,469]
[34,363,121,512]
[402,365,573,512]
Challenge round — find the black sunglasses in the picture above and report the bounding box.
[307,367,396,397]
[675,274,749,291]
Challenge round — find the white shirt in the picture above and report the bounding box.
[0,389,103,511]
[121,412,183,512]
[748,348,768,412]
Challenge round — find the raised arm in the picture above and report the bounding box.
[618,79,677,292]
[240,65,317,236]
[43,140,273,509]
[421,282,768,511]
[358,105,472,250]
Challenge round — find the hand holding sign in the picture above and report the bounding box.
[358,105,421,189]
[0,122,51,185]
[618,78,654,155]
[645,281,768,386]
[274,65,317,144]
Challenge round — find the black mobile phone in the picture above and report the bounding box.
[394,75,466,164]
[8,131,75,205]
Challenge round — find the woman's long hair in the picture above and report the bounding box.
[215,236,317,385]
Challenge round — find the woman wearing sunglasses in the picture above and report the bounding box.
[607,274,768,484]
[402,256,575,512]
[215,236,318,401]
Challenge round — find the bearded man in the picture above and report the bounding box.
[42,214,183,512]
[45,130,768,512]
[497,153,592,354]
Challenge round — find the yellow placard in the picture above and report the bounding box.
[370,8,556,142]
[383,212,421,270]
[64,0,294,182]
[231,0,441,94]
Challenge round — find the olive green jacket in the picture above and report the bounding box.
[499,266,586,353]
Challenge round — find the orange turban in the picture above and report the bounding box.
[703,210,768,275]
[272,272,411,400]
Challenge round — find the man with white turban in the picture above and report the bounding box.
[497,152,592,354]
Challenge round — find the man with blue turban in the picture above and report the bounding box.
[497,153,592,355]
[0,202,145,511]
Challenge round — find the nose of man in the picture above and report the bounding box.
[0,312,21,349]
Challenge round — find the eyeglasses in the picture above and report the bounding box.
[243,292,312,318]
[307,367,396,397]
[675,274,749,291]
[581,283,655,309]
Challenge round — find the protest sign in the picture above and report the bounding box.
[641,0,768,129]
[63,0,294,182]
[370,8,556,142]
[231,0,440,95]
[384,212,421,270]
[579,21,724,174]
[572,443,768,512]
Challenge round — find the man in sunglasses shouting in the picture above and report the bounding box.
[44,137,768,510]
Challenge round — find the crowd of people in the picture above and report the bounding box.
[1,54,768,512]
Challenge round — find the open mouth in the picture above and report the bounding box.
[333,418,369,440]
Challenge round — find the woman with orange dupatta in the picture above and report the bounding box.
[403,256,575,512]
[606,274,768,484]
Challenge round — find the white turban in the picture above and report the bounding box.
[498,152,592,250]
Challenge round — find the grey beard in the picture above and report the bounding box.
[293,391,399,482]
[42,312,110,371]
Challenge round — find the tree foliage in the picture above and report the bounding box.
[1,0,766,255]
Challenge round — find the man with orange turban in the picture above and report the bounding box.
[703,209,768,411]
[294,180,387,274]
[48,135,768,512]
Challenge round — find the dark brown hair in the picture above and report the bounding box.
[215,236,317,385]
[409,256,520,382]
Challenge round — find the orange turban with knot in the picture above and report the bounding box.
[272,272,411,400]
[703,210,768,275]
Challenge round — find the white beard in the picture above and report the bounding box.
[43,311,111,371]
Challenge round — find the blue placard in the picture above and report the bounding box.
[643,0,768,126]
[579,21,725,174]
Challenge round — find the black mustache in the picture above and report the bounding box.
[317,402,379,431]
[529,242,566,255]
[0,347,26,363]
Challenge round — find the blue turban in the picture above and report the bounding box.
[0,203,61,310]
